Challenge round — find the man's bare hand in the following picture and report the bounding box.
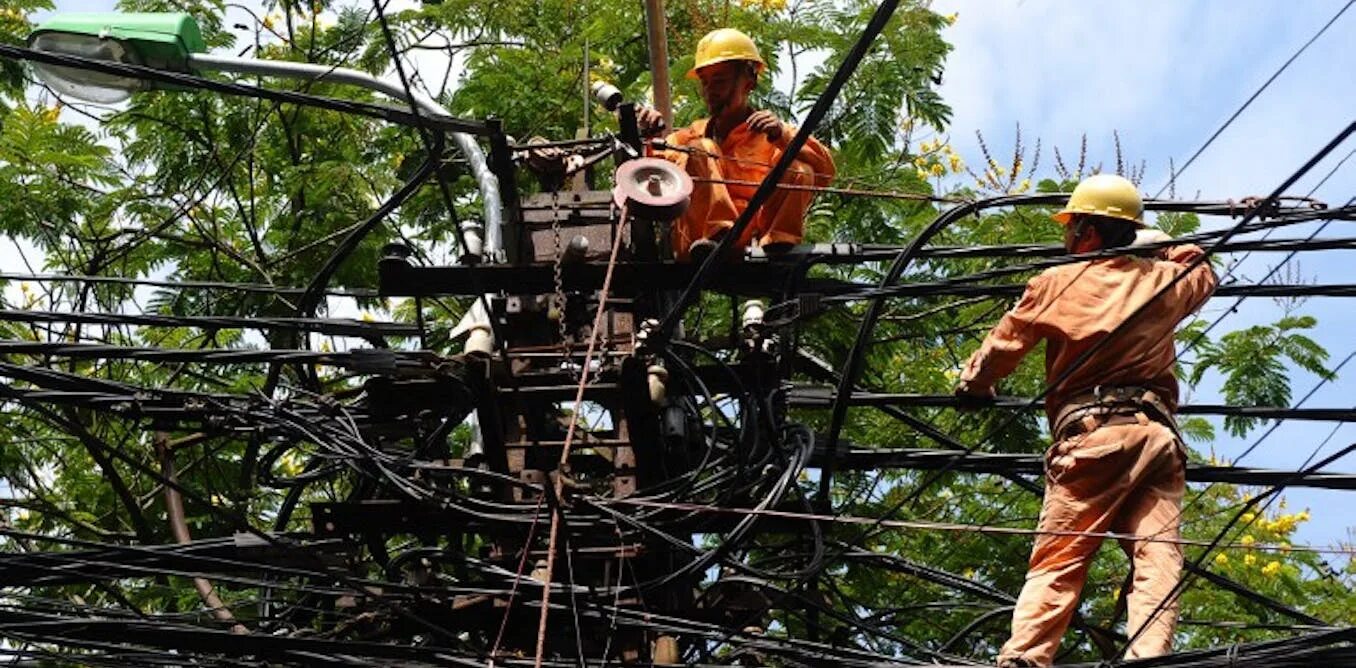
[636,106,667,137]
[954,381,996,411]
[746,110,785,142]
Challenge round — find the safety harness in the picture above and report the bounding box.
[1051,385,1183,444]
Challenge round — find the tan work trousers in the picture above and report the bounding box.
[998,418,1185,667]
[669,138,816,261]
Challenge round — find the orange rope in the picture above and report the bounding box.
[654,140,965,204]
[533,203,630,667]
[488,495,545,667]
[690,176,959,203]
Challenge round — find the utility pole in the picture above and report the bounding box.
[643,0,673,128]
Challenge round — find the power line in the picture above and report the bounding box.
[1155,0,1354,195]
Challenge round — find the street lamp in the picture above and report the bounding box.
[28,13,205,104]
[26,11,504,261]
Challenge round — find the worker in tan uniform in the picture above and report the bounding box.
[954,174,1218,667]
[637,28,835,261]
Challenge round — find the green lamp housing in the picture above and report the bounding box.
[27,12,206,103]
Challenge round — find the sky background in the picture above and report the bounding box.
[927,0,1356,552]
[27,0,1356,550]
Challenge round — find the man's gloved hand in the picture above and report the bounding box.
[523,136,566,175]
[954,380,996,411]
[1132,228,1173,247]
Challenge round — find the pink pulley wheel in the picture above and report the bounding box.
[612,158,693,220]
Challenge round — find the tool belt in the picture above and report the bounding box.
[1051,385,1181,442]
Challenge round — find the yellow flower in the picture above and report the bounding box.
[40,104,60,123]
[962,567,975,579]
[262,13,277,30]
[917,167,932,180]
[1270,515,1297,533]
[210,494,225,506]
[1241,512,1255,523]
[949,154,964,172]
[359,312,374,322]
[1298,510,1311,522]
[1214,553,1229,566]
[930,163,945,177]
[1261,561,1281,577]
[945,12,958,25]
[15,508,30,521]
[1244,554,1257,566]
[280,452,304,477]
[319,340,333,353]
[1280,542,1292,554]
[919,139,934,153]
[1239,534,1255,546]
[1017,178,1031,193]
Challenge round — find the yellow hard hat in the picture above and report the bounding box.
[1052,174,1145,227]
[687,28,766,79]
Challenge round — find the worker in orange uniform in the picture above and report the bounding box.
[636,28,835,261]
[954,174,1218,668]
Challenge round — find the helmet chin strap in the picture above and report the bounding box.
[1069,217,1094,253]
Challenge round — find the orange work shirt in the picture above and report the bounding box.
[660,118,835,246]
[960,244,1218,424]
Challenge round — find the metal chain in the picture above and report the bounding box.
[549,191,572,361]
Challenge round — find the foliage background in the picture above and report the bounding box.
[0,0,1351,661]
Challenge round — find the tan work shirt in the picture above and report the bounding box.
[960,244,1218,424]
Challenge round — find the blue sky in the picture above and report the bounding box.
[930,0,1356,551]
[32,0,1356,550]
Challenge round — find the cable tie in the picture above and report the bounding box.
[764,293,823,329]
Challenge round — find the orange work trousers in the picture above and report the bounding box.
[998,418,1185,667]
[668,137,816,261]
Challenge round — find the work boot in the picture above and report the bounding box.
[689,229,738,264]
[996,657,1039,668]
[688,238,720,264]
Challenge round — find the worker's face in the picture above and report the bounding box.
[1063,220,1080,251]
[1064,216,1100,253]
[697,61,756,116]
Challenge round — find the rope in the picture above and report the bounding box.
[533,202,630,667]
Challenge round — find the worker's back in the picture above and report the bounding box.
[1030,245,1217,420]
